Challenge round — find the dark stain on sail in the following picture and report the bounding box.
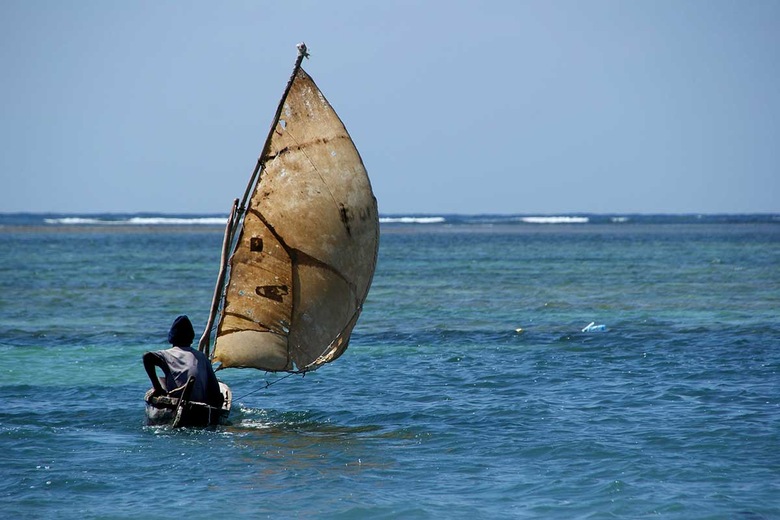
[250,237,264,252]
[339,203,352,236]
[265,135,347,161]
[272,146,290,159]
[256,284,289,302]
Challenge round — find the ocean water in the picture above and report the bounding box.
[1,214,778,519]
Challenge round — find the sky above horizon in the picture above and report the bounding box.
[1,1,778,215]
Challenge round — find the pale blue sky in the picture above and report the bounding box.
[1,0,778,215]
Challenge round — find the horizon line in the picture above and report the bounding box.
[1,210,779,217]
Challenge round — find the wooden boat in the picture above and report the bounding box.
[145,379,232,428]
[145,43,379,427]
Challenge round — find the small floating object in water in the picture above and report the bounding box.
[582,322,607,333]
[515,327,524,334]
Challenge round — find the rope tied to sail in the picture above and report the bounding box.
[232,370,305,401]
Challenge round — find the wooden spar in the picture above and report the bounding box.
[198,43,309,359]
[237,43,309,214]
[198,198,239,357]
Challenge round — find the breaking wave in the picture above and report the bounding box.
[43,216,227,226]
[2,213,774,228]
[520,216,589,224]
[379,217,446,224]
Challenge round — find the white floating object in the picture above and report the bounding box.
[582,322,607,333]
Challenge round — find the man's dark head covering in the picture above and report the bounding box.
[168,315,195,346]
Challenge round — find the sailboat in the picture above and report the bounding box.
[144,43,379,427]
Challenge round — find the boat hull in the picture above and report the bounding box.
[144,382,232,428]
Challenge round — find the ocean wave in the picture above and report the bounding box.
[44,217,106,225]
[43,216,227,226]
[45,215,445,226]
[127,217,227,225]
[379,217,446,224]
[12,213,777,228]
[520,216,589,224]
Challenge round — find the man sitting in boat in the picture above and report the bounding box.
[143,315,224,408]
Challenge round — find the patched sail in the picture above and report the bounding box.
[209,51,378,373]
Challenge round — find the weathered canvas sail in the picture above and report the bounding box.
[206,45,378,373]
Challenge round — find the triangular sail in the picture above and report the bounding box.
[208,50,378,373]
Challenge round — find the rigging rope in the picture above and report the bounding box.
[232,371,304,401]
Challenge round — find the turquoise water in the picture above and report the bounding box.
[1,216,778,518]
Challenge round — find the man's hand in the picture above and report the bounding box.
[149,388,166,399]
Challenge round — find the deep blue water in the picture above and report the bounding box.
[1,215,778,519]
